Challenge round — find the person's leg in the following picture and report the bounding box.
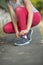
[3,7,41,34]
[16,7,41,28]
[27,12,41,40]
[15,7,28,31]
[3,7,28,33]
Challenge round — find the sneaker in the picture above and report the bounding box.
[13,36,31,46]
[27,29,33,40]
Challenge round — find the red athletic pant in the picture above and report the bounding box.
[3,7,41,33]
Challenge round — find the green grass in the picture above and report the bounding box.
[0,0,8,11]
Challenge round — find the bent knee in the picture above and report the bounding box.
[16,7,28,16]
[3,22,13,33]
[3,23,9,33]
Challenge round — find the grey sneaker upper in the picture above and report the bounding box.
[13,29,33,46]
[14,36,31,46]
[27,29,33,39]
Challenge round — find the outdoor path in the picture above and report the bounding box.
[0,26,43,65]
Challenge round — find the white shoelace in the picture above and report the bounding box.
[22,35,27,39]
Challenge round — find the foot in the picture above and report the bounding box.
[13,35,31,46]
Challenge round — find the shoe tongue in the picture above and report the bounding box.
[22,35,27,39]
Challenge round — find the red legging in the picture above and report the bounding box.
[3,7,41,33]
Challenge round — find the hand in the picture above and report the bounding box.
[20,30,28,36]
[16,31,20,38]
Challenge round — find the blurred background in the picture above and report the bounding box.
[0,0,43,36]
[0,0,43,15]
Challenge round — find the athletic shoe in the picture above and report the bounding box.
[13,35,31,46]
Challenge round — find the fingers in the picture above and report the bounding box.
[16,34,20,38]
[20,31,25,36]
[20,30,28,36]
[16,32,20,38]
[20,32,24,36]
